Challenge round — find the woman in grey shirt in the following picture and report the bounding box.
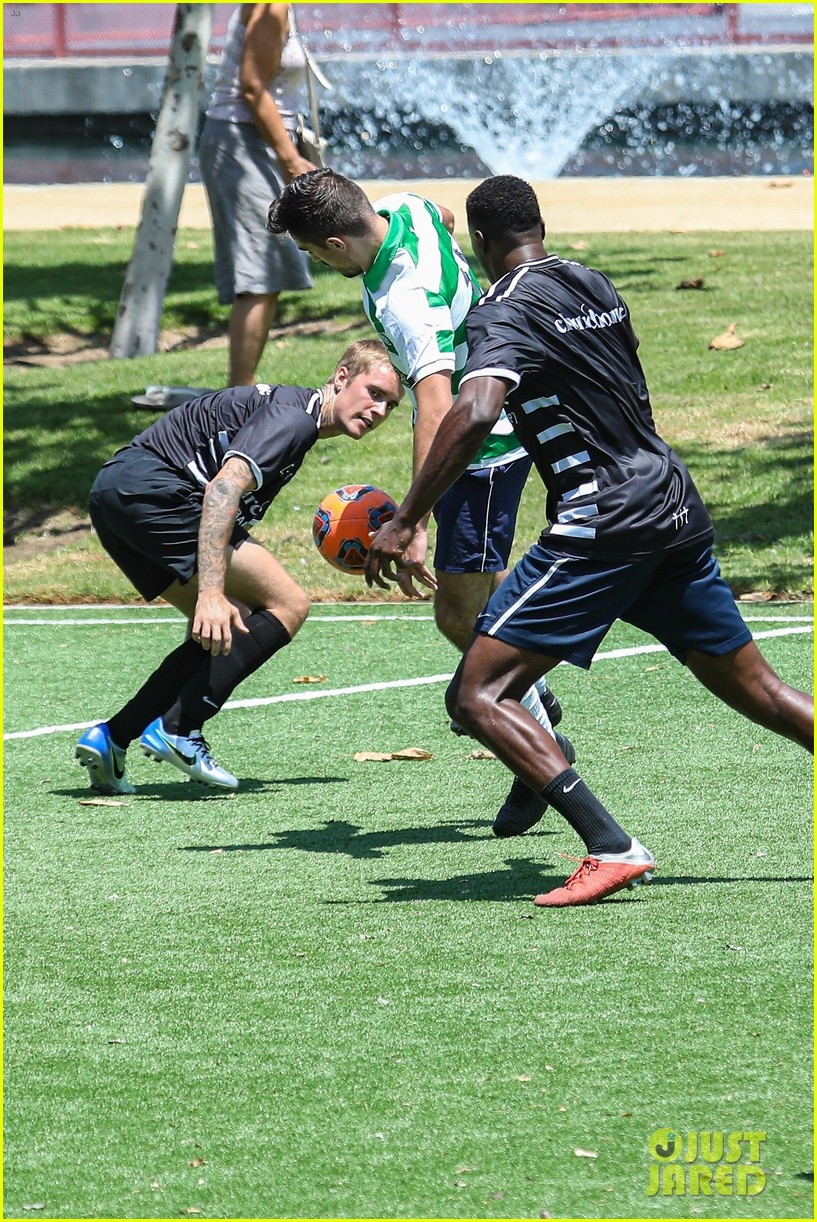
[199,4,315,386]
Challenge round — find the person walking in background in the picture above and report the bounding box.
[267,168,572,836]
[75,341,401,794]
[199,4,315,387]
[365,174,814,907]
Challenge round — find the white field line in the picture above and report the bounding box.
[3,602,437,611]
[4,625,812,742]
[3,610,814,627]
[2,614,436,626]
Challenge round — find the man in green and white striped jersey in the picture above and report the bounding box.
[268,169,568,836]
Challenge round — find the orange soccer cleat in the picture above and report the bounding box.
[534,838,656,907]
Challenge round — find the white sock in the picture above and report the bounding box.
[521,684,555,739]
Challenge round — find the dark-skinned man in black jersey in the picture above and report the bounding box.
[365,175,813,908]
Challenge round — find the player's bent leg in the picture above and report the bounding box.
[448,635,653,905]
[224,538,310,637]
[436,571,564,831]
[686,641,814,752]
[160,579,252,629]
[160,542,307,737]
[434,570,498,652]
[446,635,567,791]
[140,547,311,788]
[493,730,576,838]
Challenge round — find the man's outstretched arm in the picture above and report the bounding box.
[365,374,510,588]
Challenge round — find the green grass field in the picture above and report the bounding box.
[4,602,813,1219]
[3,217,813,1219]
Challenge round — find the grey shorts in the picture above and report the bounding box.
[198,117,313,304]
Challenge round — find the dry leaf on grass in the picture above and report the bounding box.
[469,748,497,760]
[188,1158,207,1168]
[708,322,744,350]
[292,674,326,684]
[354,748,433,762]
[78,797,128,807]
[574,1147,599,1159]
[738,591,775,602]
[676,277,705,290]
[569,240,590,250]
[708,248,726,258]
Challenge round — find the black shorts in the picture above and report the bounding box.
[476,540,752,668]
[88,447,250,601]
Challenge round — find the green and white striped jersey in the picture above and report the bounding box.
[362,192,526,470]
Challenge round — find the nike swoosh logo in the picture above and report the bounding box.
[168,742,197,767]
[202,697,219,709]
[113,758,126,780]
[562,778,580,793]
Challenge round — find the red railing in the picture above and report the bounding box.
[3,3,812,58]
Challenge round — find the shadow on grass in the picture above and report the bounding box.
[359,857,559,902]
[179,816,503,859]
[53,777,284,801]
[336,869,814,904]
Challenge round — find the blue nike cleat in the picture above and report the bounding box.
[139,718,239,790]
[75,723,136,795]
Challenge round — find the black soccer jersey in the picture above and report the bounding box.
[460,256,714,557]
[130,383,322,528]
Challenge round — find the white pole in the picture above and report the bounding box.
[109,4,214,359]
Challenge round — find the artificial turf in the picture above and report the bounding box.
[3,604,812,1218]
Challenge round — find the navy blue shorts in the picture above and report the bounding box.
[432,455,533,573]
[475,540,752,668]
[88,447,250,601]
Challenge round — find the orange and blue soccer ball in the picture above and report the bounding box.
[312,484,397,574]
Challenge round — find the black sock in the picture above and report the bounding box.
[540,768,631,856]
[164,610,291,734]
[106,638,207,748]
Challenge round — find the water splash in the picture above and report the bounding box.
[390,52,662,178]
[320,46,811,180]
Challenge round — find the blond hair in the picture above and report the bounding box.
[332,338,398,383]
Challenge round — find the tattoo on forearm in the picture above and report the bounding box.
[198,476,243,590]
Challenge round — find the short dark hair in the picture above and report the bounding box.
[267,168,375,243]
[465,175,544,243]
